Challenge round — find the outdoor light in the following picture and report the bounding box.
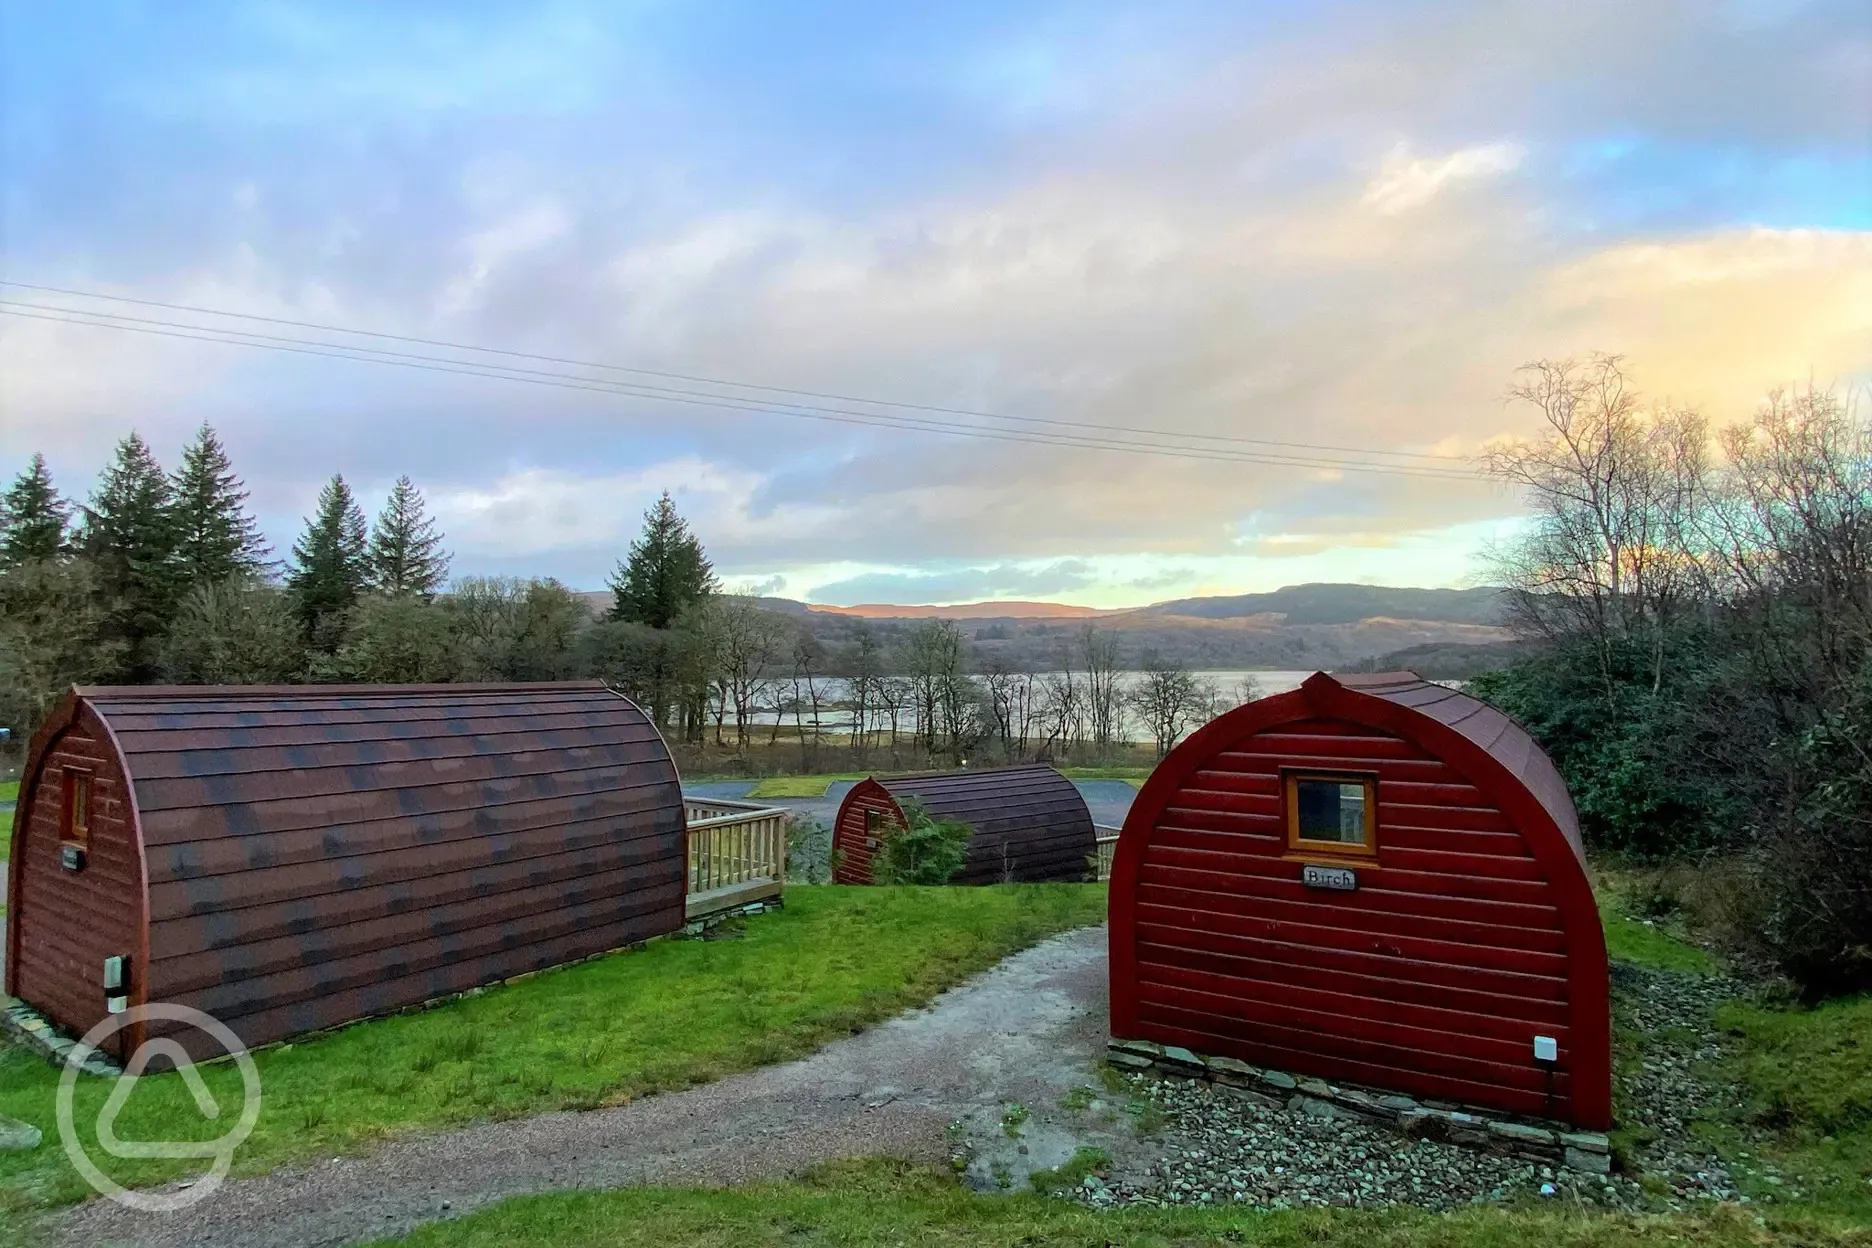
[1533,1035,1559,1063]
[103,955,129,1014]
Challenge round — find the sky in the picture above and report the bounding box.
[1,0,1867,608]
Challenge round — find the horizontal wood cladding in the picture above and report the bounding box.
[13,682,689,1056]
[1139,1016,1573,1121]
[1116,685,1605,1126]
[7,715,142,1061]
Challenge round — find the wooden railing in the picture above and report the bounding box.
[684,797,788,920]
[1095,825,1121,882]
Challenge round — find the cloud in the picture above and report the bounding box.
[2,1,1865,604]
[1362,141,1526,214]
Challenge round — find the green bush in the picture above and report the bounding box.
[1467,632,1745,858]
[872,797,971,886]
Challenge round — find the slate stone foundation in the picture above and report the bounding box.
[2,1001,122,1076]
[1108,1038,1612,1175]
[683,896,785,937]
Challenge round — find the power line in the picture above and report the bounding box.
[0,302,1486,483]
[0,302,1485,481]
[0,278,1469,466]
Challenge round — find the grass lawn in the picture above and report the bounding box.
[0,884,1105,1215]
[748,774,865,799]
[1055,766,1150,784]
[1706,993,1872,1222]
[370,1158,1856,1248]
[0,778,15,864]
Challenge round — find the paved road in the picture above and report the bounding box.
[46,926,1125,1248]
[685,778,1137,830]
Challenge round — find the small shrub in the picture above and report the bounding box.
[871,797,971,886]
[786,813,834,883]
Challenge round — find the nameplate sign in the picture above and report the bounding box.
[1301,864,1358,891]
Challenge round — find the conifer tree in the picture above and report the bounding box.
[79,432,181,677]
[171,423,270,586]
[608,492,717,629]
[367,475,450,598]
[287,474,369,647]
[0,453,70,568]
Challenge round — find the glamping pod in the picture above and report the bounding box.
[7,682,685,1061]
[1108,671,1611,1129]
[832,764,1097,885]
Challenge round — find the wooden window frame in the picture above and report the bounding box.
[1282,768,1378,861]
[61,767,94,849]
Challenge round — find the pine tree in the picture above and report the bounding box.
[171,424,270,586]
[368,475,450,598]
[608,492,717,629]
[287,474,370,647]
[79,432,181,678]
[0,453,70,567]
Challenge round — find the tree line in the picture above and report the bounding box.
[0,432,1232,767]
[1473,357,1870,997]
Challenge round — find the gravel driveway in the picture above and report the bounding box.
[43,925,1130,1248]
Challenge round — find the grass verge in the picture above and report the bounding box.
[1706,994,1872,1221]
[0,777,15,864]
[0,884,1105,1213]
[748,774,863,799]
[368,1158,1859,1247]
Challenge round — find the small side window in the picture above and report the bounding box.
[62,768,93,848]
[864,808,882,845]
[1285,771,1376,858]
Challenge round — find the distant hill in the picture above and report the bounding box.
[808,600,1108,620]
[1139,584,1508,626]
[568,582,1518,670]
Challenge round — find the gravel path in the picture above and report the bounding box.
[1068,961,1773,1215]
[42,925,1130,1248]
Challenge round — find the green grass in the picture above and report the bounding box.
[367,1158,1859,1248]
[0,778,15,864]
[1706,993,1872,1220]
[1055,766,1151,784]
[748,774,865,799]
[1597,898,1715,974]
[0,884,1106,1214]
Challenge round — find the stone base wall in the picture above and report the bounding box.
[1108,1038,1611,1175]
[1,1001,122,1076]
[682,896,784,937]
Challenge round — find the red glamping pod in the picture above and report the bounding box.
[1108,671,1610,1129]
[832,764,1097,885]
[6,682,686,1063]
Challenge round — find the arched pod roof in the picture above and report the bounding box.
[9,682,684,1056]
[1109,670,1610,1129]
[1329,672,1583,860]
[836,764,1096,884]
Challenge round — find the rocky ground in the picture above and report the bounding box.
[1059,962,1773,1214]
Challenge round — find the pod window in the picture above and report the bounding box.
[1285,772,1377,858]
[62,768,93,848]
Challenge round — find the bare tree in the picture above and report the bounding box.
[1482,354,1712,698]
[1131,652,1201,757]
[704,595,792,752]
[1079,623,1124,755]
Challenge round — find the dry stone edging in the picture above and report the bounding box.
[2,1001,121,1077]
[1107,1038,1611,1175]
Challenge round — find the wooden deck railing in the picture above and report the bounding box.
[684,797,788,920]
[1094,825,1121,882]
